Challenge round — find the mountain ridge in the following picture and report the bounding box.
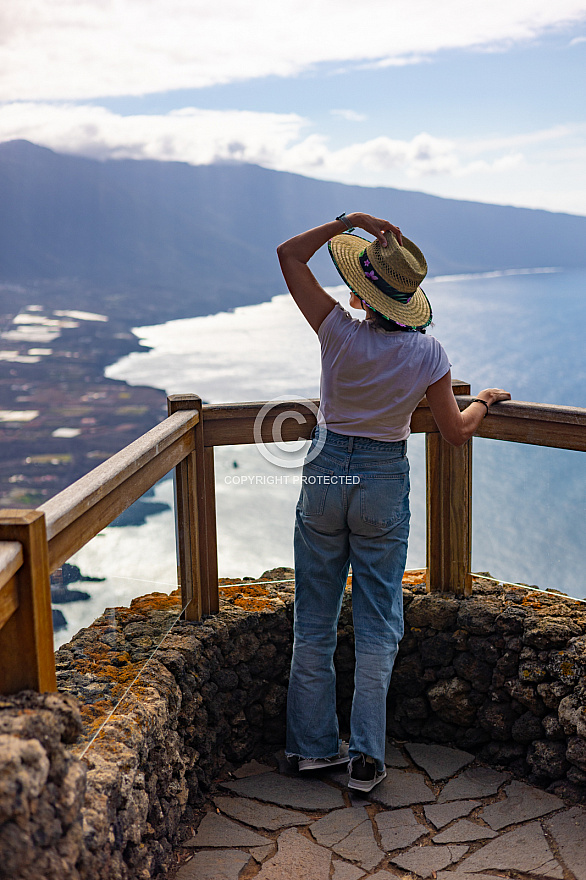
[1,139,585,323]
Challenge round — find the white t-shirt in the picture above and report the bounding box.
[317,303,451,441]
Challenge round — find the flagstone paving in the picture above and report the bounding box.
[480,780,564,830]
[404,743,474,781]
[431,819,497,843]
[213,796,312,831]
[424,799,481,828]
[310,806,370,847]
[186,813,270,848]
[172,741,586,879]
[370,768,436,809]
[545,808,586,880]
[332,862,366,880]
[437,767,510,803]
[390,843,469,878]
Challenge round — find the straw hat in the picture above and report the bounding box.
[328,232,432,330]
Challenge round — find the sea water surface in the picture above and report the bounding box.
[58,268,586,646]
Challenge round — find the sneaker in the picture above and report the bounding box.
[348,753,387,792]
[298,742,350,772]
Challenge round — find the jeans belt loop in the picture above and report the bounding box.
[348,435,354,453]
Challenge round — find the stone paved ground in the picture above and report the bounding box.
[170,742,586,880]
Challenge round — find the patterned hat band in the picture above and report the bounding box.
[358,249,415,304]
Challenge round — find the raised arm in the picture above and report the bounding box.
[425,371,511,446]
[277,212,403,333]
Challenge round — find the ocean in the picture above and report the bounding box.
[55,267,586,647]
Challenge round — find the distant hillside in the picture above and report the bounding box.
[1,139,585,323]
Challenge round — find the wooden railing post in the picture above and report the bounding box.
[168,395,219,619]
[203,446,219,614]
[0,510,56,693]
[168,395,201,620]
[426,433,473,597]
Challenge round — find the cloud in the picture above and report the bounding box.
[292,132,458,178]
[1,102,584,213]
[274,129,526,180]
[0,101,533,180]
[1,0,586,100]
[453,153,525,176]
[330,110,368,122]
[460,124,586,154]
[0,102,306,165]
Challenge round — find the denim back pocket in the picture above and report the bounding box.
[358,464,410,529]
[299,463,335,517]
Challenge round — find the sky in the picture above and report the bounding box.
[1,1,586,215]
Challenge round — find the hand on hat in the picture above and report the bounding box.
[346,212,403,247]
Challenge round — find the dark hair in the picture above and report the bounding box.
[370,312,426,334]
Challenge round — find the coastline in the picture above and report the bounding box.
[0,299,169,508]
[1,268,585,650]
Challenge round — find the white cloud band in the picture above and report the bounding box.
[1,102,584,214]
[1,0,586,100]
[0,101,523,176]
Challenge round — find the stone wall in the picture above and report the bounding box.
[0,570,585,879]
[383,578,586,803]
[0,570,296,880]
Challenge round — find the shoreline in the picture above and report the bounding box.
[0,298,169,508]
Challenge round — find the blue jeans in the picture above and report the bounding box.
[286,430,410,772]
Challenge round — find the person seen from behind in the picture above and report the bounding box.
[277,211,510,792]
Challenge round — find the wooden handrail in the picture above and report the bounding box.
[202,380,472,447]
[458,397,586,452]
[0,409,202,693]
[40,410,199,572]
[202,392,586,449]
[0,380,584,696]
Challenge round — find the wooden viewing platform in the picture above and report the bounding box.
[0,379,585,695]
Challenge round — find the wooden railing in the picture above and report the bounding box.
[0,380,584,694]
